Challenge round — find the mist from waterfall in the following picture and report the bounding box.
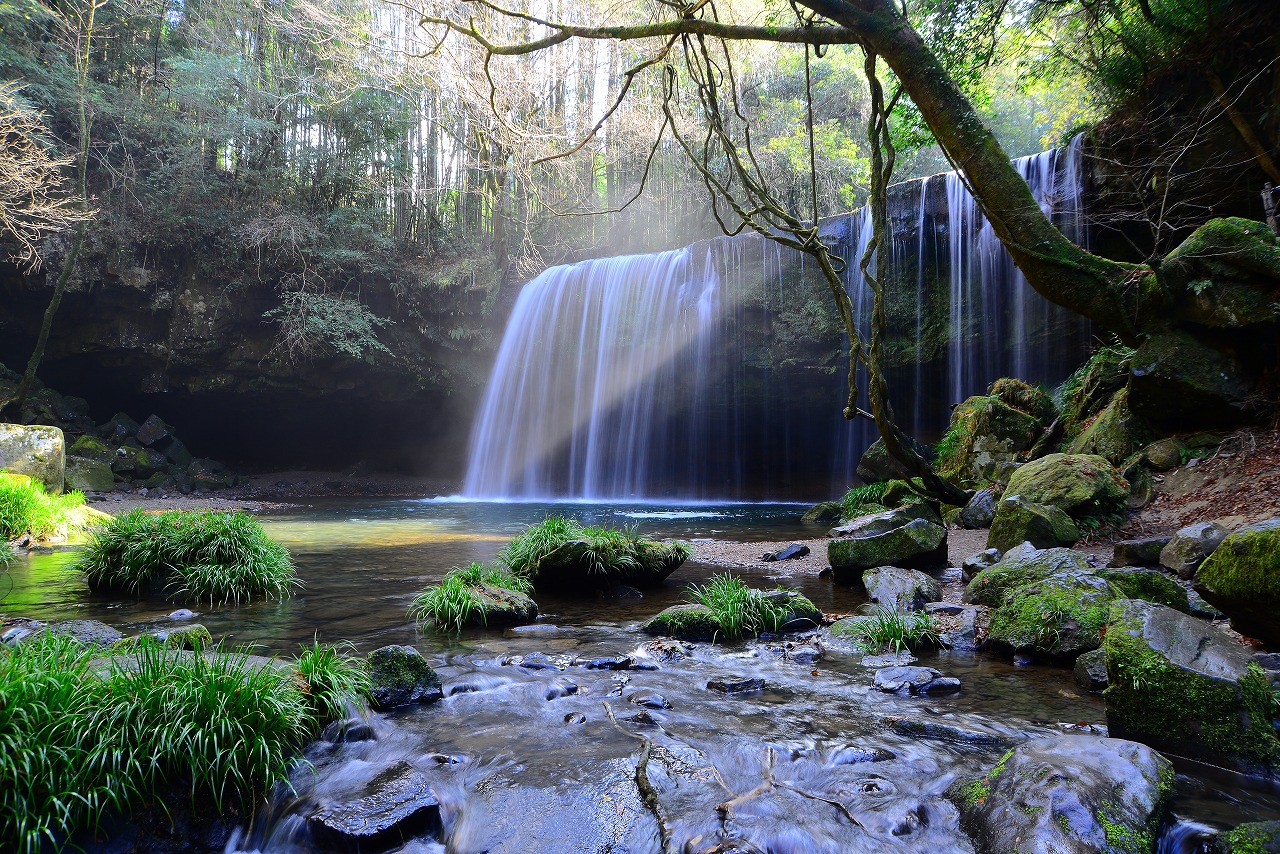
[463,138,1092,501]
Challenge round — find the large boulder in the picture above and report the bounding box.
[1194,519,1280,644]
[1002,453,1130,520]
[1100,567,1190,614]
[1104,599,1280,776]
[0,423,65,493]
[963,546,1092,606]
[958,488,998,530]
[856,436,935,484]
[531,539,688,589]
[988,495,1081,553]
[828,506,947,583]
[67,434,113,463]
[801,501,843,523]
[954,736,1174,854]
[985,572,1114,659]
[64,455,115,492]
[366,645,443,711]
[641,591,821,642]
[1160,521,1229,579]
[1067,387,1152,468]
[863,566,941,612]
[1128,329,1255,431]
[935,389,1047,489]
[1218,821,1280,854]
[464,583,539,628]
[1109,537,1171,568]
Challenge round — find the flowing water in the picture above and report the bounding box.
[7,500,1280,852]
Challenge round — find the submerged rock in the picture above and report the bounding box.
[1160,521,1229,579]
[954,736,1173,854]
[1104,599,1280,775]
[307,761,440,852]
[863,566,941,612]
[987,494,1081,553]
[366,645,443,711]
[828,506,947,582]
[706,676,764,694]
[1193,519,1280,644]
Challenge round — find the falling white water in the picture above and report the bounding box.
[464,137,1092,501]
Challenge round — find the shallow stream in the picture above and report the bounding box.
[6,499,1280,852]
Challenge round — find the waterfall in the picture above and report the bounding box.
[463,138,1092,502]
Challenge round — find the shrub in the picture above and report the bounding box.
[73,509,298,605]
[686,573,797,641]
[852,605,941,653]
[840,483,887,519]
[499,515,692,578]
[408,561,533,631]
[0,633,359,852]
[0,475,85,540]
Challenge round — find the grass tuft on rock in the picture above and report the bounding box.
[73,509,297,605]
[686,573,798,641]
[409,561,534,631]
[841,483,888,519]
[0,474,86,541]
[295,638,373,720]
[499,515,692,581]
[838,605,941,653]
[0,633,363,853]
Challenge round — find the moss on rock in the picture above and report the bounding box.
[986,572,1114,659]
[1068,388,1153,468]
[987,494,1081,554]
[1003,453,1130,520]
[1194,519,1280,644]
[963,546,1091,606]
[935,383,1049,489]
[1101,568,1190,613]
[1219,820,1280,854]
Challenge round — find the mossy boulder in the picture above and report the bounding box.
[1161,217,1280,330]
[1003,453,1130,520]
[1218,820,1280,854]
[532,539,689,589]
[68,434,113,463]
[1193,519,1280,644]
[1160,521,1229,579]
[863,566,941,612]
[987,494,1081,553]
[985,572,1114,659]
[1101,568,1190,613]
[1104,599,1280,776]
[1128,330,1255,431]
[1143,438,1184,472]
[467,583,539,628]
[801,501,843,523]
[963,545,1092,606]
[1068,388,1152,468]
[112,623,214,651]
[856,436,934,484]
[641,604,722,641]
[65,455,115,492]
[366,645,443,711]
[935,391,1045,489]
[880,479,924,509]
[989,377,1057,424]
[953,736,1173,854]
[828,511,947,583]
[0,423,65,493]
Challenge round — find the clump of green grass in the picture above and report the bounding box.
[499,515,691,578]
[73,509,297,605]
[1,632,361,853]
[853,605,941,653]
[0,475,85,541]
[408,561,534,631]
[841,483,887,519]
[295,638,373,720]
[687,573,797,641]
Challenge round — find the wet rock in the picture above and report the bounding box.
[861,650,918,667]
[629,691,671,709]
[1,617,45,644]
[646,639,693,661]
[863,566,942,612]
[1110,537,1172,568]
[1073,648,1109,692]
[65,455,115,492]
[517,651,562,671]
[1218,820,1280,853]
[786,645,822,664]
[366,645,443,711]
[828,506,948,583]
[543,680,578,700]
[322,719,378,743]
[145,623,211,650]
[828,744,896,765]
[464,582,539,628]
[503,624,565,637]
[307,761,441,852]
[1160,521,1229,579]
[1003,453,1130,520]
[167,609,195,620]
[45,619,123,648]
[925,602,965,617]
[1100,567,1190,613]
[963,546,1091,606]
[954,736,1173,854]
[0,424,65,493]
[874,666,941,693]
[1193,519,1280,643]
[988,494,1081,553]
[919,676,962,695]
[761,542,810,562]
[961,548,1002,581]
[529,537,688,589]
[959,488,998,529]
[563,712,586,725]
[801,501,844,523]
[1104,599,1280,775]
[986,572,1113,659]
[889,717,1009,746]
[706,676,764,694]
[576,655,633,670]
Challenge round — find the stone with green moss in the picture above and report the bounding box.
[881,479,925,509]
[113,623,213,651]
[1219,820,1280,854]
[801,501,843,523]
[640,604,721,641]
[1161,217,1280,330]
[1101,568,1190,613]
[1068,388,1152,468]
[856,436,934,483]
[987,494,1081,553]
[68,434,113,463]
[986,572,1114,659]
[963,546,1091,606]
[953,736,1173,854]
[990,377,1057,425]
[65,455,115,492]
[828,516,947,583]
[934,391,1045,489]
[0,423,65,494]
[366,645,442,711]
[1143,438,1184,472]
[1104,598,1280,776]
[1194,520,1280,644]
[1003,453,1130,520]
[1128,330,1255,431]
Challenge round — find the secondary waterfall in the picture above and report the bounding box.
[464,138,1092,501]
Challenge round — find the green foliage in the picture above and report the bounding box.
[0,633,335,853]
[1055,343,1135,443]
[294,638,372,721]
[853,604,941,653]
[499,515,691,578]
[263,289,391,363]
[0,476,84,540]
[73,509,297,605]
[841,483,887,519]
[408,561,533,631]
[685,573,797,641]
